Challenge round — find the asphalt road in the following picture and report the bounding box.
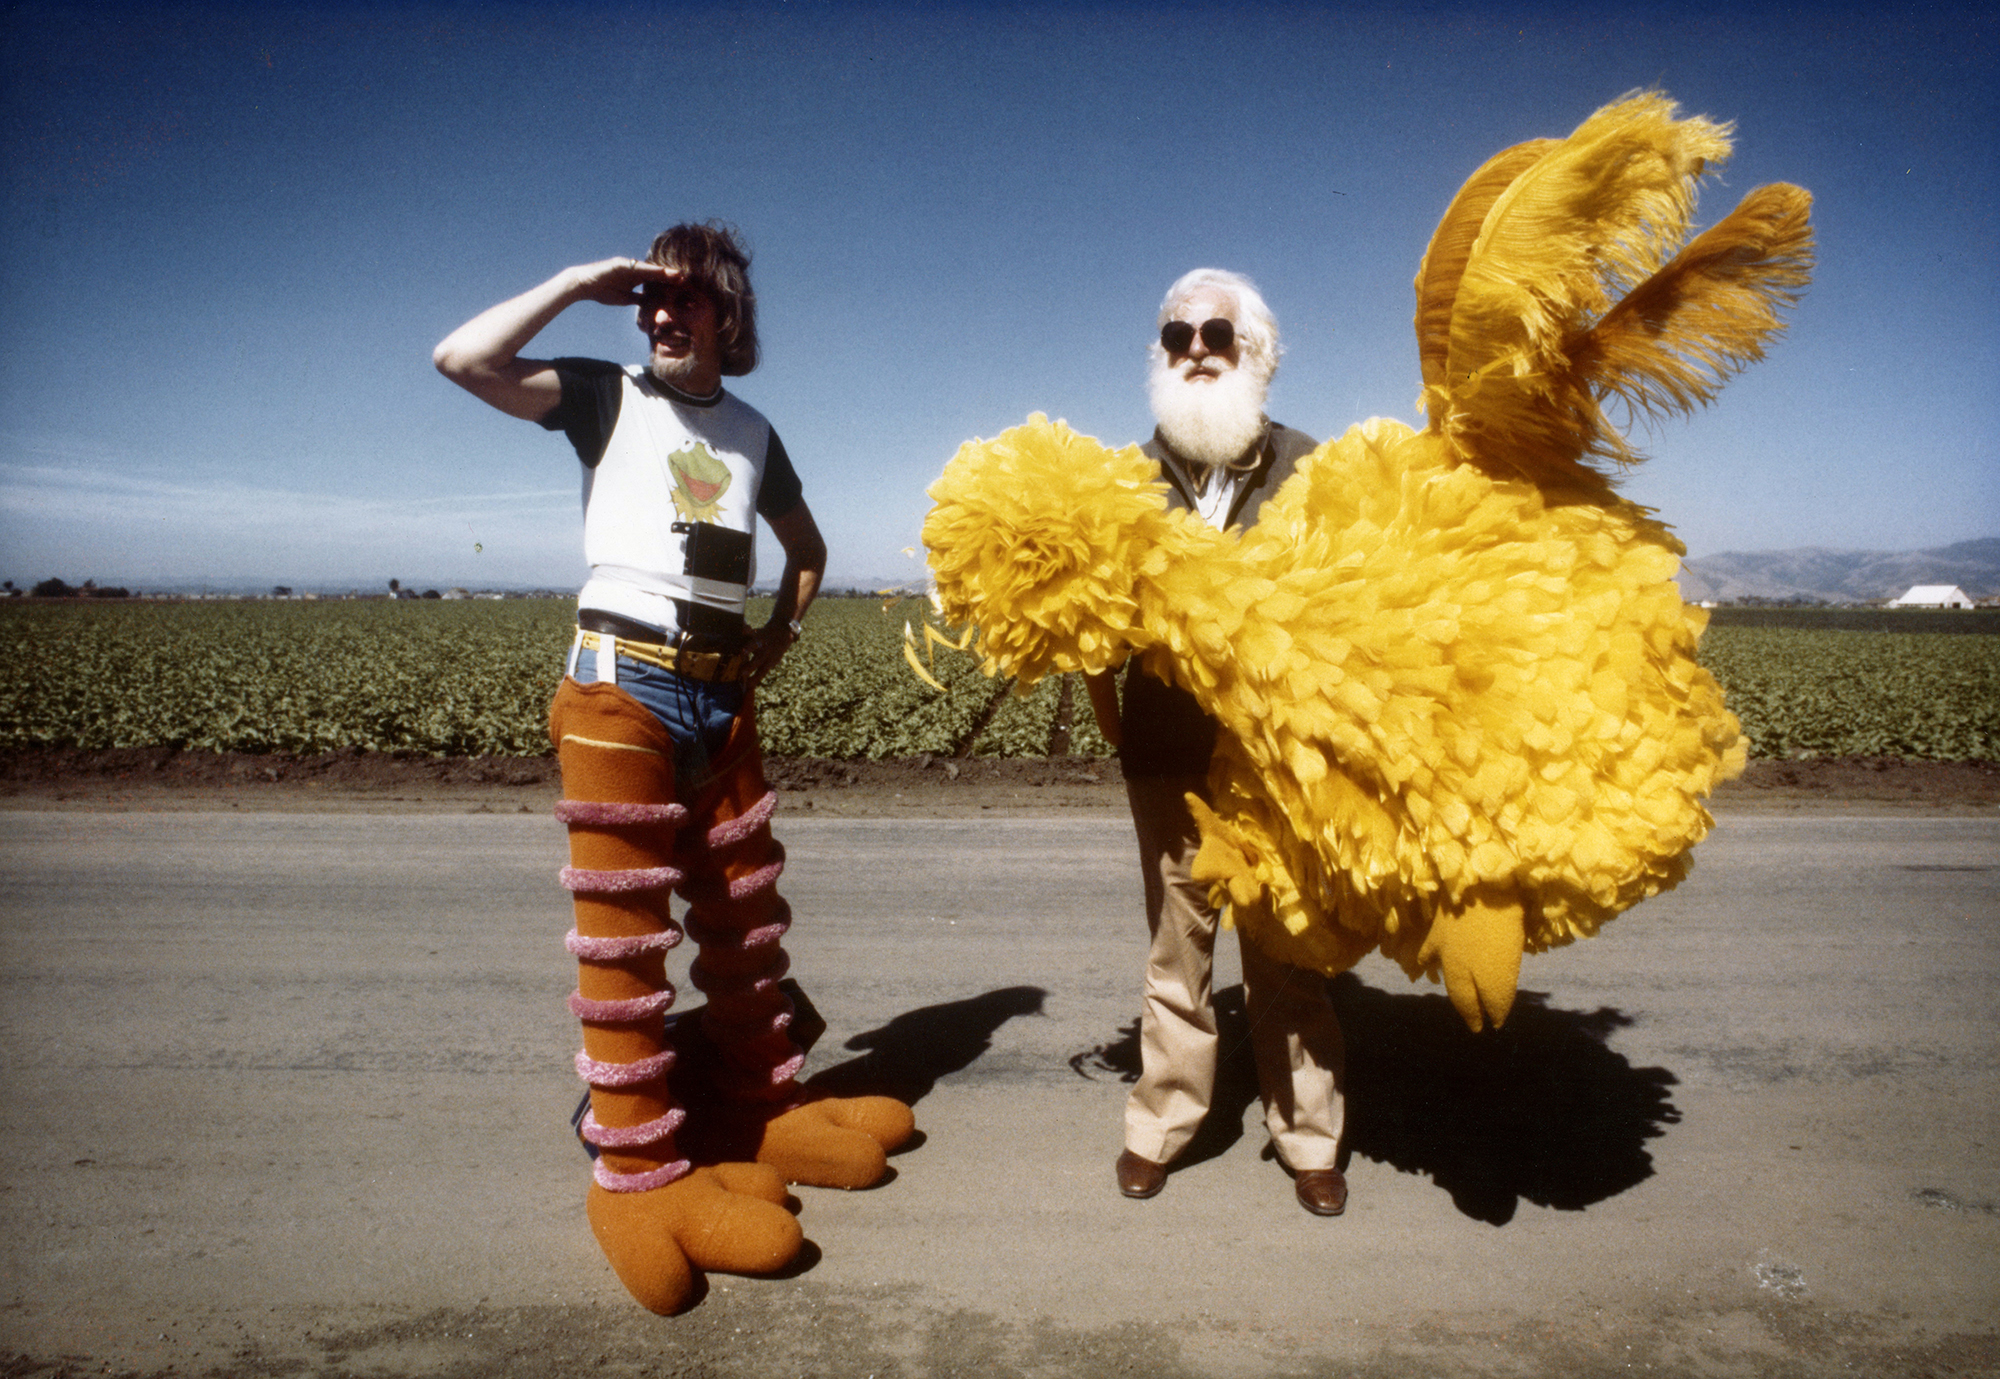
[0,809,1995,1378]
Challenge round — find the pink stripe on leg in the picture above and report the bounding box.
[727,858,786,901]
[682,910,791,952]
[704,792,777,849]
[556,799,689,828]
[579,1106,686,1149]
[561,864,682,895]
[715,1050,807,1101]
[565,928,681,960]
[567,988,675,1023]
[575,1048,675,1087]
[593,1157,693,1193]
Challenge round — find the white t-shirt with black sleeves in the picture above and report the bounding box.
[543,359,804,636]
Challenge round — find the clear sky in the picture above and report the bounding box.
[2,0,1994,592]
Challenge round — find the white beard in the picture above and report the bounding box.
[1148,355,1270,471]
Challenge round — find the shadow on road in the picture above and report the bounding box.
[1333,973,1681,1225]
[807,985,1049,1104]
[1067,973,1680,1225]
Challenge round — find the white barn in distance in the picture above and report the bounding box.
[1888,585,1977,608]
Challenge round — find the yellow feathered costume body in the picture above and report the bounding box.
[923,93,1812,1031]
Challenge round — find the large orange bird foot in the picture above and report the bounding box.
[682,1088,917,1190]
[585,1162,802,1315]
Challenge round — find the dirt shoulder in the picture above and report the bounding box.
[0,746,1995,816]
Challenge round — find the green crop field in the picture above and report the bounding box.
[1,598,1993,761]
[0,597,1113,760]
[0,598,573,757]
[1699,624,1998,761]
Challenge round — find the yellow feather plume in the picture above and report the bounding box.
[1432,91,1744,488]
[1576,182,1815,450]
[1415,138,1558,394]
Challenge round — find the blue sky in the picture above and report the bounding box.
[2,0,1994,592]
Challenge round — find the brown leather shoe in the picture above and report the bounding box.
[1115,1150,1169,1199]
[1294,1168,1347,1216]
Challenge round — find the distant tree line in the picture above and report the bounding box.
[22,578,133,599]
[4,577,912,603]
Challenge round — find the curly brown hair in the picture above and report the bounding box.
[647,221,759,377]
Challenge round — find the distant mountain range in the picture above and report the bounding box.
[1675,538,2000,605]
[855,542,2000,608]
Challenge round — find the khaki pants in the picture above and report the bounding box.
[1122,776,1345,1171]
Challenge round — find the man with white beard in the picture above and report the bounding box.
[1084,268,1349,1216]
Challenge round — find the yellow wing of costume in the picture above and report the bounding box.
[922,92,1813,1032]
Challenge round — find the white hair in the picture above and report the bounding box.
[1150,267,1282,384]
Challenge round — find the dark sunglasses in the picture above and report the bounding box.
[638,282,709,312]
[1159,318,1235,355]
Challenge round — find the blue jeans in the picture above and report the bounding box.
[567,638,745,797]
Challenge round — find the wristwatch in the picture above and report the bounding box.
[786,618,805,640]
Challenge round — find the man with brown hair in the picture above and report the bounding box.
[435,222,913,1315]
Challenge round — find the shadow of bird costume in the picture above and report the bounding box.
[923,92,1812,1032]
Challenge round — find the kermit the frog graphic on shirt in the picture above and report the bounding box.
[668,443,733,523]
